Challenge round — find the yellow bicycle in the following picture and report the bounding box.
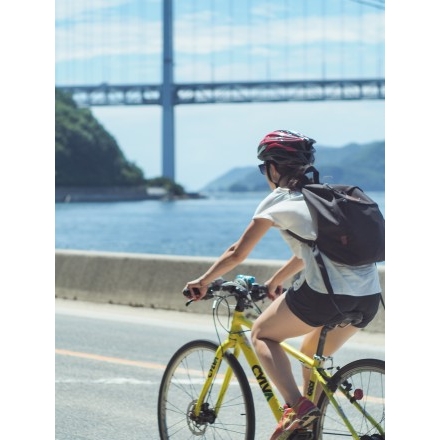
[157,276,385,439]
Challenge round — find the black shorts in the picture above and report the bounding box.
[285,281,381,328]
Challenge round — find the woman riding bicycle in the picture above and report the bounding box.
[184,129,382,440]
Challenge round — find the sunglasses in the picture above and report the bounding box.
[258,163,267,175]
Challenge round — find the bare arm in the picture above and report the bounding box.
[263,255,305,300]
[185,217,273,299]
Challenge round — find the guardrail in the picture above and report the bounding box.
[55,250,385,333]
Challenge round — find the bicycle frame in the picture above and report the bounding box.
[191,299,384,440]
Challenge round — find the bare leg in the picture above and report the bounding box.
[300,325,360,401]
[251,295,316,406]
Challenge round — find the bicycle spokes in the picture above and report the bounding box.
[158,340,255,439]
[315,359,385,440]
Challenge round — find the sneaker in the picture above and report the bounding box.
[284,397,321,432]
[270,398,321,440]
[269,404,295,440]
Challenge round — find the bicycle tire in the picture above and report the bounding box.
[314,358,385,440]
[157,339,256,439]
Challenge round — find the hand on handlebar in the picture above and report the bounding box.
[183,279,209,301]
[264,282,285,301]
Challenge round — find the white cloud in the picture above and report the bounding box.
[55,0,132,21]
[55,0,384,81]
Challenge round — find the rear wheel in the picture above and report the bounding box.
[314,358,385,440]
[157,339,255,439]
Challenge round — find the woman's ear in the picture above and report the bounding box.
[266,162,280,188]
[268,162,279,179]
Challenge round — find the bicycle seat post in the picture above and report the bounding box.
[315,312,364,359]
[315,325,331,358]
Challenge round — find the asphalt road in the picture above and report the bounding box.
[55,298,385,440]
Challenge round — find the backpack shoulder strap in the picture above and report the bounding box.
[311,246,335,295]
[284,231,333,294]
[285,229,315,246]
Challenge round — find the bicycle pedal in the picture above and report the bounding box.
[286,428,313,440]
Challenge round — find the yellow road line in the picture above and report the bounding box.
[56,348,237,379]
[56,349,208,377]
[56,348,166,370]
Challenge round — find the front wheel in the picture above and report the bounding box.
[157,339,255,439]
[314,358,385,440]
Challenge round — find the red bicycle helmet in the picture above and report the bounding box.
[257,129,316,165]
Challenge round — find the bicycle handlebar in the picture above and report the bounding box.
[182,277,269,307]
[182,276,363,328]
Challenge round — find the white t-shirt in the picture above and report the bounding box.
[253,187,381,296]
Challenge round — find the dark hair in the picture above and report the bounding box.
[272,163,316,191]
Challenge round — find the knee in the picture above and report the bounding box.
[251,320,277,349]
[250,325,260,347]
[251,318,267,347]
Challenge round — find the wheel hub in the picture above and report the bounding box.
[186,400,217,435]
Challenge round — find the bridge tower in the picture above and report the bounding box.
[162,0,175,181]
[57,0,384,184]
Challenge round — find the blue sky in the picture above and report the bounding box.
[54,0,385,191]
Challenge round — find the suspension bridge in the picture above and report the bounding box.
[55,0,385,181]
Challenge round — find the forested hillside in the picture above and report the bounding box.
[55,89,145,186]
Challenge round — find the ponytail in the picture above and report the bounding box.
[273,164,316,191]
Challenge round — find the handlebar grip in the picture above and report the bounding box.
[182,287,215,305]
[250,284,267,301]
[183,288,199,298]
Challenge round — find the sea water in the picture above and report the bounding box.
[55,191,385,261]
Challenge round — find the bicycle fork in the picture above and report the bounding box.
[191,330,284,422]
[190,340,235,421]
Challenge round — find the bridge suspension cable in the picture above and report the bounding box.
[56,0,384,181]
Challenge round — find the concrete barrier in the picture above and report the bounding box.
[55,249,385,333]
